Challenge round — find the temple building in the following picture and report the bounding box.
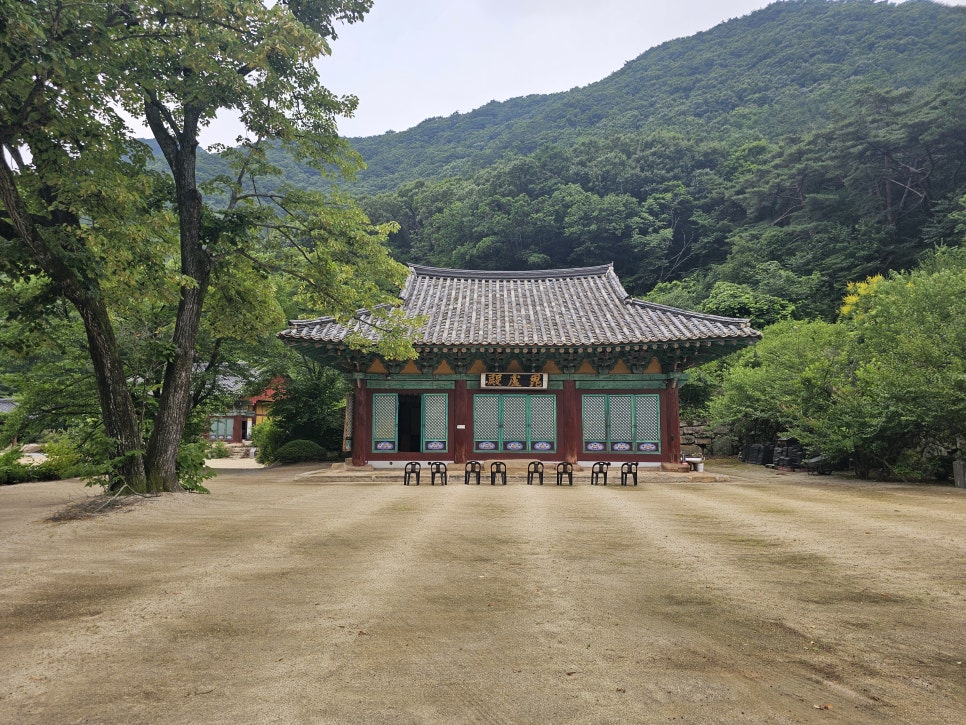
[278,264,759,468]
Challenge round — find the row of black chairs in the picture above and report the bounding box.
[403,460,639,486]
[589,461,639,486]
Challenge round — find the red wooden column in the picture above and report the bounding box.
[663,379,682,463]
[351,378,370,467]
[453,379,469,464]
[560,379,579,464]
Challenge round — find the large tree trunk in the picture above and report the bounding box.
[143,102,212,492]
[0,156,151,493]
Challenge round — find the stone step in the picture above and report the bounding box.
[226,444,254,459]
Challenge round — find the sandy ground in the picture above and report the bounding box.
[1,461,964,724]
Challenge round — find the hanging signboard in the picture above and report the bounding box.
[480,373,548,390]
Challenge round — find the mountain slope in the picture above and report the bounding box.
[347,0,966,195]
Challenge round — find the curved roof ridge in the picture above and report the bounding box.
[409,263,613,280]
[626,297,752,326]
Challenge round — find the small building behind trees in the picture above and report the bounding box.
[279,264,759,468]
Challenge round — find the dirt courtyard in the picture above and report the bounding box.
[1,462,964,724]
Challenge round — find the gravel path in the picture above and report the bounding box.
[1,463,964,723]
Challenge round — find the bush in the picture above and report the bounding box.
[41,432,93,480]
[176,441,215,494]
[0,447,33,485]
[252,420,287,464]
[274,439,325,464]
[206,440,231,459]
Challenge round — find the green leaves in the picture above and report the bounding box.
[713,249,966,479]
[1,0,403,491]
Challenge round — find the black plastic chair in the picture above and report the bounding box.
[464,460,482,485]
[526,461,544,485]
[403,461,420,486]
[590,461,609,486]
[430,461,448,485]
[490,461,507,486]
[555,461,573,486]
[620,461,638,486]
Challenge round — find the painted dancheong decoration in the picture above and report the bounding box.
[278,264,759,467]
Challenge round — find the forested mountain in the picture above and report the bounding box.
[139,0,966,323]
[348,0,966,194]
[345,0,966,326]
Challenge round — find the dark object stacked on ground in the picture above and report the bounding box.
[772,439,804,469]
[741,443,774,466]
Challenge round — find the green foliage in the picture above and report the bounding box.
[252,420,288,464]
[349,68,966,320]
[713,248,966,480]
[40,432,94,480]
[266,358,348,452]
[342,0,966,195]
[711,318,850,449]
[1,0,410,493]
[274,439,326,464]
[0,447,32,485]
[175,441,215,494]
[700,282,795,328]
[206,440,231,459]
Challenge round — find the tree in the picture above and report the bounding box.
[700,281,795,328]
[714,246,966,479]
[710,318,851,450]
[1,0,410,493]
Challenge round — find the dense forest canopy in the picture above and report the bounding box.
[347,0,966,195]
[362,79,966,321]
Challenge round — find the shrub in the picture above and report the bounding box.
[252,420,287,464]
[41,432,93,480]
[206,440,231,459]
[0,447,33,485]
[274,439,325,464]
[176,440,215,494]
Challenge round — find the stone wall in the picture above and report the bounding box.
[680,420,735,458]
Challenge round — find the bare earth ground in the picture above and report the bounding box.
[1,461,964,724]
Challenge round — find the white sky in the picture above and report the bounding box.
[199,0,966,145]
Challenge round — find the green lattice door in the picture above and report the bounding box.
[422,393,449,453]
[473,394,556,453]
[372,393,398,452]
[581,394,661,454]
[634,395,661,454]
[473,395,500,453]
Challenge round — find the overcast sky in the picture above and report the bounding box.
[199,0,966,145]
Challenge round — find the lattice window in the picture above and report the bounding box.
[529,395,556,442]
[474,395,500,450]
[422,393,449,453]
[582,393,662,454]
[502,395,528,446]
[474,394,556,452]
[582,395,608,441]
[609,395,634,442]
[372,393,398,451]
[635,394,661,443]
[209,417,232,440]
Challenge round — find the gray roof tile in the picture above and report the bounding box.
[279,264,760,347]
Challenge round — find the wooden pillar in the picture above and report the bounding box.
[664,379,682,463]
[351,378,370,467]
[454,379,469,464]
[560,379,579,464]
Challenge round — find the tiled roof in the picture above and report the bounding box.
[279,264,760,347]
